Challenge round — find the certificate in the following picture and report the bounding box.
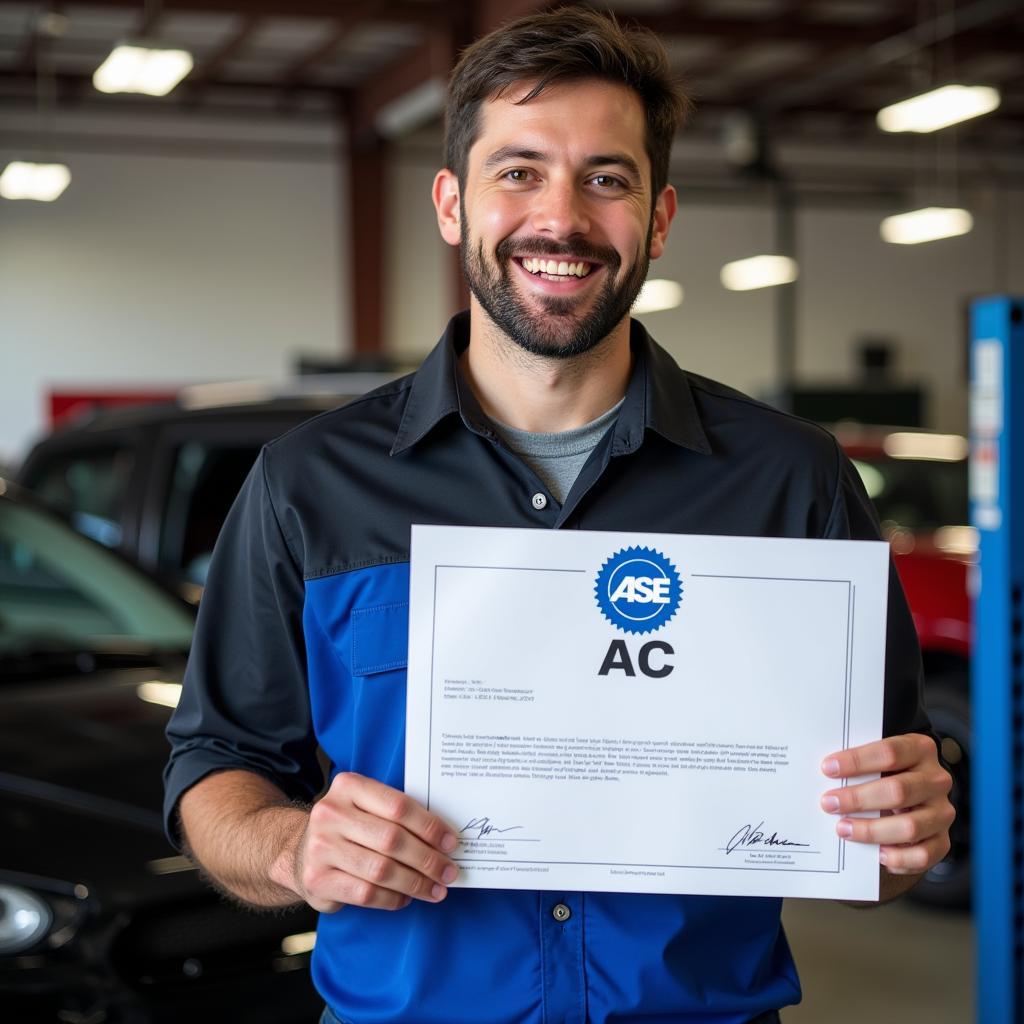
[405,525,888,900]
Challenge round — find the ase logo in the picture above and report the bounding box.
[595,546,683,635]
[594,547,682,679]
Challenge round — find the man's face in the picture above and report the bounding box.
[436,78,675,359]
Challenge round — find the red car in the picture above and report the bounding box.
[839,426,971,909]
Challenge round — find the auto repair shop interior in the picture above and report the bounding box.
[1,1,1023,1022]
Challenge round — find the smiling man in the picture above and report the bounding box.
[165,10,953,1024]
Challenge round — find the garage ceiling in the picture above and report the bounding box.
[1,0,1022,153]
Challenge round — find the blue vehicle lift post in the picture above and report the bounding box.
[971,295,1024,1023]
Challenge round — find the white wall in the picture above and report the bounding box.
[1,121,346,462]
[386,153,452,359]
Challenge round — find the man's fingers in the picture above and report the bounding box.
[332,837,449,902]
[322,868,414,911]
[335,811,458,893]
[831,803,955,846]
[879,832,952,875]
[299,835,423,911]
[822,733,935,779]
[335,772,458,852]
[820,769,946,814]
[334,803,460,886]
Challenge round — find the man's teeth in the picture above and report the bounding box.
[521,258,592,278]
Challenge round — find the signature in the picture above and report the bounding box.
[460,816,524,840]
[725,821,810,855]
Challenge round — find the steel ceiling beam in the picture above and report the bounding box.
[753,0,1024,113]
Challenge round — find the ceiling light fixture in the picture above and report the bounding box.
[93,44,193,96]
[0,161,71,201]
[1,13,71,202]
[877,84,1000,133]
[136,680,182,708]
[633,279,684,314]
[720,255,798,292]
[880,207,973,245]
[281,932,317,955]
[882,431,969,461]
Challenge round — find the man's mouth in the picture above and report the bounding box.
[516,257,595,281]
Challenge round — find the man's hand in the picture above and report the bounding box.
[820,733,954,888]
[270,772,460,913]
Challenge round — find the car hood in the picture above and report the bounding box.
[0,660,204,904]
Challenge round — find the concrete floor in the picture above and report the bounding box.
[781,897,973,1022]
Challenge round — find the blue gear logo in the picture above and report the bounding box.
[594,546,683,635]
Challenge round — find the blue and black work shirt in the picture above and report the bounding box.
[164,311,928,1024]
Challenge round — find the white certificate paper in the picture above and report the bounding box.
[406,526,889,901]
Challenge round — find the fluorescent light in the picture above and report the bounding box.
[0,161,71,201]
[933,525,979,556]
[93,44,193,96]
[136,681,182,708]
[281,931,317,955]
[147,855,196,875]
[877,85,1000,133]
[375,78,446,138]
[882,431,968,461]
[633,279,684,314]
[880,207,973,245]
[720,255,798,291]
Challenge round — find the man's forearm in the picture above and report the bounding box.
[178,769,309,909]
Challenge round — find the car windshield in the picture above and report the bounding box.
[0,498,194,658]
[850,456,968,531]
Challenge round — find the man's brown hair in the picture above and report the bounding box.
[444,7,691,199]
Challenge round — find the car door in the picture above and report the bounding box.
[139,415,313,601]
[18,427,155,562]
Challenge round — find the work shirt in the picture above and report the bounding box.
[164,311,929,1024]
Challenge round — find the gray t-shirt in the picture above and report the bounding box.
[489,398,624,504]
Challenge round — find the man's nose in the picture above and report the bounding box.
[530,180,590,239]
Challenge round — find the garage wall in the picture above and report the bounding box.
[0,128,346,463]
[386,154,452,360]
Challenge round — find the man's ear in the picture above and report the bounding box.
[433,169,462,247]
[648,184,678,261]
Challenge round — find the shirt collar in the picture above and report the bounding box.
[391,312,710,457]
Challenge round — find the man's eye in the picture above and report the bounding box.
[504,169,532,183]
[590,175,623,189]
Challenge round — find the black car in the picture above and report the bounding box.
[0,480,321,1022]
[17,375,395,601]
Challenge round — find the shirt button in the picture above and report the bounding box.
[551,903,571,923]
[531,492,548,510]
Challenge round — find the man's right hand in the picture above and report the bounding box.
[271,772,461,913]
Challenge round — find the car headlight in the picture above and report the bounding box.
[0,884,53,954]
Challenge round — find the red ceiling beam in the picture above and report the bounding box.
[346,28,456,143]
[49,0,455,20]
[473,0,557,36]
[188,16,262,83]
[283,0,386,83]
[345,127,388,353]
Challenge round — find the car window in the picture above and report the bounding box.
[28,447,134,548]
[0,501,194,655]
[158,441,264,586]
[851,457,968,531]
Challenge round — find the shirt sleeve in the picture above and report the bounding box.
[821,440,932,740]
[162,447,322,848]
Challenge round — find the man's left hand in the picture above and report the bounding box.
[820,733,955,876]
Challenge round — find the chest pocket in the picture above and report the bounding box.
[350,601,409,676]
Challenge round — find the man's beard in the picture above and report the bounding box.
[460,211,652,360]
